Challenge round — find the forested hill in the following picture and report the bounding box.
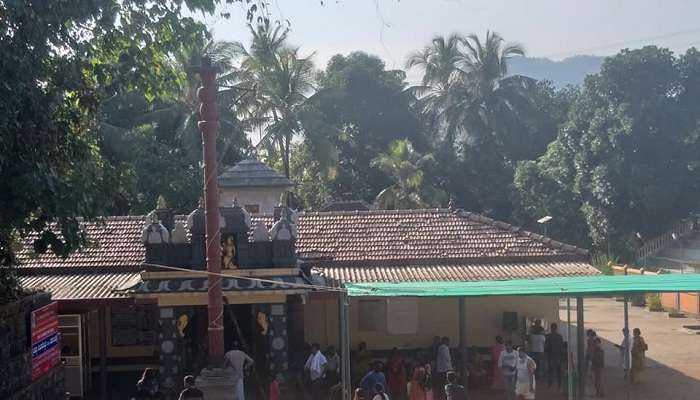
[509,55,604,87]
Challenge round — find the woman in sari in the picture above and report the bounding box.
[408,366,431,400]
[491,336,506,390]
[386,348,407,400]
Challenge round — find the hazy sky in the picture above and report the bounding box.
[197,0,700,71]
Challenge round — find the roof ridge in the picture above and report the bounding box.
[299,208,450,217]
[305,254,589,268]
[454,209,589,256]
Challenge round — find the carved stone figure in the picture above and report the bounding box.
[222,236,236,269]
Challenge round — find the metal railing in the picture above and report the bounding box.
[635,218,696,263]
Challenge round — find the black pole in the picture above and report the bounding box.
[576,297,585,400]
[99,306,108,400]
[339,292,351,400]
[458,297,467,384]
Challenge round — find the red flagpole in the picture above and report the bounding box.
[195,57,224,366]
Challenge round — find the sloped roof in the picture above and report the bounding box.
[319,261,599,286]
[16,216,148,272]
[17,209,587,272]
[291,209,587,266]
[20,272,139,300]
[217,159,294,188]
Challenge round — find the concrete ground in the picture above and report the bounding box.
[473,298,700,400]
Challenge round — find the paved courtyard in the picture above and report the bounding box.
[474,297,700,400]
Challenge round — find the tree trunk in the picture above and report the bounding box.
[283,131,291,178]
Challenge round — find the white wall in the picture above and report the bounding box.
[219,186,287,213]
[303,294,560,350]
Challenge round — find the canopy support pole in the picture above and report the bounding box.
[458,297,467,383]
[623,296,631,400]
[576,297,585,400]
[99,306,108,400]
[566,298,573,400]
[340,291,351,400]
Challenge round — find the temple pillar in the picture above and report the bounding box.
[158,306,192,396]
[268,303,290,380]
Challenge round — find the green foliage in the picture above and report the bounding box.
[371,140,447,209]
[590,253,617,275]
[99,37,253,214]
[646,293,664,312]
[289,143,332,210]
[408,32,572,219]
[234,22,320,178]
[0,0,222,299]
[515,46,700,259]
[303,52,425,203]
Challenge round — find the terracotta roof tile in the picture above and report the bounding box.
[20,272,139,300]
[318,261,600,286]
[16,209,591,286]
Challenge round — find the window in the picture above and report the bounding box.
[358,300,386,332]
[245,204,260,214]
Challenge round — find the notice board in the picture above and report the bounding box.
[31,302,60,381]
[387,298,418,334]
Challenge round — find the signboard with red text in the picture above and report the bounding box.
[31,302,60,381]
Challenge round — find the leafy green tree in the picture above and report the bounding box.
[235,23,317,178]
[406,34,465,140]
[289,142,333,210]
[0,0,221,300]
[302,52,425,203]
[371,140,447,209]
[515,46,700,258]
[99,37,253,214]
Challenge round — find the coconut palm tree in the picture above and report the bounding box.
[405,34,465,141]
[371,139,447,209]
[407,31,528,145]
[234,22,321,178]
[459,31,524,98]
[447,31,531,145]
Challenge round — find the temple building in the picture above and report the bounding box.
[16,159,600,399]
[217,159,294,213]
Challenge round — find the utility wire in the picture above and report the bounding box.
[540,27,700,59]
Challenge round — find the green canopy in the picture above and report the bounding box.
[345,273,700,297]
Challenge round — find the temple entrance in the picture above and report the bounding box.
[224,304,269,398]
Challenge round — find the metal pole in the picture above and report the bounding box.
[576,297,585,400]
[623,296,632,371]
[340,291,351,400]
[458,297,467,384]
[623,296,631,398]
[99,306,108,400]
[194,57,225,367]
[566,298,573,400]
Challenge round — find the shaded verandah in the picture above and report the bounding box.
[337,273,700,400]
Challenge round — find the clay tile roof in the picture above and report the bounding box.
[20,272,139,300]
[290,208,588,266]
[318,261,600,286]
[217,159,294,188]
[16,209,591,284]
[15,216,149,272]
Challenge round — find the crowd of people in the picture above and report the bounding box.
[128,322,648,400]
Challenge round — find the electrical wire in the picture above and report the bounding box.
[142,262,346,292]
